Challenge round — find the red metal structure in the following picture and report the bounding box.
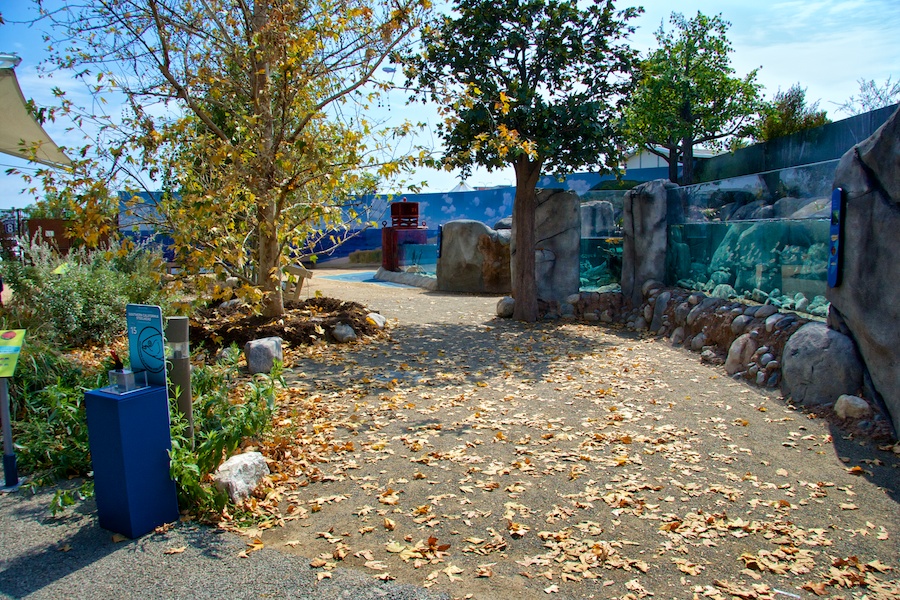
[381,200,427,271]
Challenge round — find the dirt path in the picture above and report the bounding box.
[261,270,900,599]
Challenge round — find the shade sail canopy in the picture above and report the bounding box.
[0,69,72,169]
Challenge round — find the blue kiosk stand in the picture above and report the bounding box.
[85,384,179,538]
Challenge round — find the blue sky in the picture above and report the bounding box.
[1,0,898,210]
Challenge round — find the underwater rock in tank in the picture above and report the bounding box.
[711,284,737,299]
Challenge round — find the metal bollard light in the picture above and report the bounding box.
[165,316,193,443]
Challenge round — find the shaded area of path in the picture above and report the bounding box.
[264,270,900,599]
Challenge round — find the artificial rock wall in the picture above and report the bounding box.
[826,105,900,435]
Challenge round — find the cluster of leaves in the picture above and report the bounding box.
[29,0,432,317]
[756,84,830,142]
[4,341,101,498]
[169,352,282,520]
[624,11,763,184]
[0,236,168,347]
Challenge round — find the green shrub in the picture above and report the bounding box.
[168,356,280,519]
[0,236,169,347]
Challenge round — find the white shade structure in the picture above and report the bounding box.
[0,57,71,169]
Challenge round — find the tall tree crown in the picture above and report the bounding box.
[402,0,640,177]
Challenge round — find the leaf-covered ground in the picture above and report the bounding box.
[220,278,899,600]
[189,297,381,350]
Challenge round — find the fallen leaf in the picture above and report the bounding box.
[164,546,187,555]
[111,533,128,543]
[801,581,828,596]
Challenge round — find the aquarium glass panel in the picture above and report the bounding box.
[664,161,836,317]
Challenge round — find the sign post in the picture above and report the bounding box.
[0,329,26,490]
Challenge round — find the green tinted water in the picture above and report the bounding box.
[667,219,831,316]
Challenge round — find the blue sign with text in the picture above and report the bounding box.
[126,304,167,388]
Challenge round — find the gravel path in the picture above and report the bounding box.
[1,269,897,600]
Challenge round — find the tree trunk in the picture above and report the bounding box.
[511,155,543,322]
[251,0,283,318]
[681,136,694,185]
[259,197,284,317]
[667,144,679,184]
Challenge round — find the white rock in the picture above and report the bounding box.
[497,296,515,318]
[765,312,784,332]
[366,312,387,329]
[333,323,358,343]
[213,452,270,503]
[244,337,283,374]
[834,395,873,420]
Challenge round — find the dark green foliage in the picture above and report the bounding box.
[757,84,830,141]
[624,12,763,184]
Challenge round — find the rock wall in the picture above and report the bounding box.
[581,200,617,237]
[510,189,581,309]
[826,105,900,435]
[621,180,675,307]
[436,220,511,294]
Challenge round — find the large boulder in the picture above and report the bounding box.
[437,220,511,293]
[781,322,863,406]
[510,189,581,307]
[621,180,674,307]
[826,105,900,435]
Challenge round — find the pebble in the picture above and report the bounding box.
[755,304,778,319]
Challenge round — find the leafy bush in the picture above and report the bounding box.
[0,236,169,347]
[168,355,280,519]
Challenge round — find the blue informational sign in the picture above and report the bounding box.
[827,188,845,288]
[126,304,167,388]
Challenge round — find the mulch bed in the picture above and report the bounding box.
[189,296,380,350]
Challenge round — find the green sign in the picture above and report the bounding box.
[0,330,26,378]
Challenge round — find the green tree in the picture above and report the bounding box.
[757,84,830,141]
[625,12,762,185]
[29,0,430,316]
[402,0,640,322]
